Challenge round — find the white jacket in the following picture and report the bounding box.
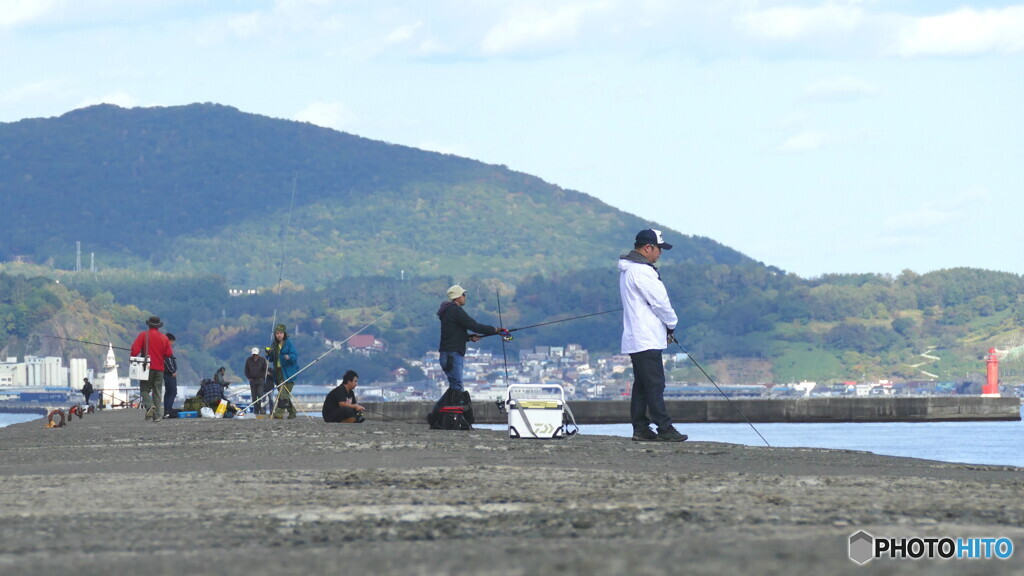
[619,255,678,354]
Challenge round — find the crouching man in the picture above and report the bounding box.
[198,375,237,417]
[322,370,365,423]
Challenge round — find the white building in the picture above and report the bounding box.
[69,357,89,390]
[0,357,27,387]
[24,356,63,387]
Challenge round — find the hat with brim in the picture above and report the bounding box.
[635,229,673,250]
[146,316,163,328]
[446,285,467,300]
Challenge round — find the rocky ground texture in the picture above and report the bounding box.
[1,409,1023,575]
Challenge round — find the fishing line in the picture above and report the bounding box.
[669,339,771,448]
[44,336,129,351]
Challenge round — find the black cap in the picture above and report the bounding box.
[635,229,673,250]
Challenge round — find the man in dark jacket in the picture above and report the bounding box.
[435,285,502,410]
[244,347,269,415]
[81,378,94,404]
[199,377,227,405]
[163,333,177,418]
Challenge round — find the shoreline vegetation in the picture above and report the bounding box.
[1,410,1022,575]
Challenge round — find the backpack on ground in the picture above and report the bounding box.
[427,389,475,430]
[183,396,206,412]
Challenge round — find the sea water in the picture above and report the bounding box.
[0,413,43,428]
[480,420,1024,468]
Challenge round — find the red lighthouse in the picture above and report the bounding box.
[983,347,1000,397]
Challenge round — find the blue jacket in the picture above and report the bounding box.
[269,338,299,383]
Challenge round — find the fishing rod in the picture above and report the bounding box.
[269,174,298,342]
[481,308,622,341]
[669,338,771,448]
[44,336,129,351]
[360,407,419,425]
[264,175,300,418]
[255,303,402,419]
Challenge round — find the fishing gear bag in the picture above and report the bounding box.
[427,389,475,430]
[183,396,206,412]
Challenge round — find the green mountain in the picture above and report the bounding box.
[0,103,751,286]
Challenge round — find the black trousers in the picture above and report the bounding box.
[629,349,673,431]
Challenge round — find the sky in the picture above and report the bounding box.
[2,0,1023,279]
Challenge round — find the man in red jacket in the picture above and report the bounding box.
[130,315,174,423]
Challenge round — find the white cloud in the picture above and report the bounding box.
[194,1,346,46]
[294,101,356,131]
[882,188,992,232]
[224,12,263,39]
[0,79,65,104]
[894,6,1024,56]
[777,131,829,153]
[415,140,466,156]
[481,1,613,55]
[385,22,422,45]
[0,0,58,29]
[802,76,878,101]
[737,3,865,41]
[75,91,140,110]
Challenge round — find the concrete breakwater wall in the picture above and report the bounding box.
[362,396,1021,424]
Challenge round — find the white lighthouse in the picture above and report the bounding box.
[99,344,131,408]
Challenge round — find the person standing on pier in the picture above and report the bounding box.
[268,324,299,419]
[619,229,687,442]
[130,316,174,423]
[435,285,501,411]
[81,378,94,405]
[163,333,177,418]
[245,346,270,415]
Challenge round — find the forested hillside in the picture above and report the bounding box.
[5,263,1023,387]
[0,103,750,286]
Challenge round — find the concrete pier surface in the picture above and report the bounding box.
[2,411,1023,576]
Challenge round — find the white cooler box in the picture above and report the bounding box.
[505,384,575,439]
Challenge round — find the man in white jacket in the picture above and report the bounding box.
[619,229,688,442]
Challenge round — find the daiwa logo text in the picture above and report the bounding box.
[848,530,1014,564]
